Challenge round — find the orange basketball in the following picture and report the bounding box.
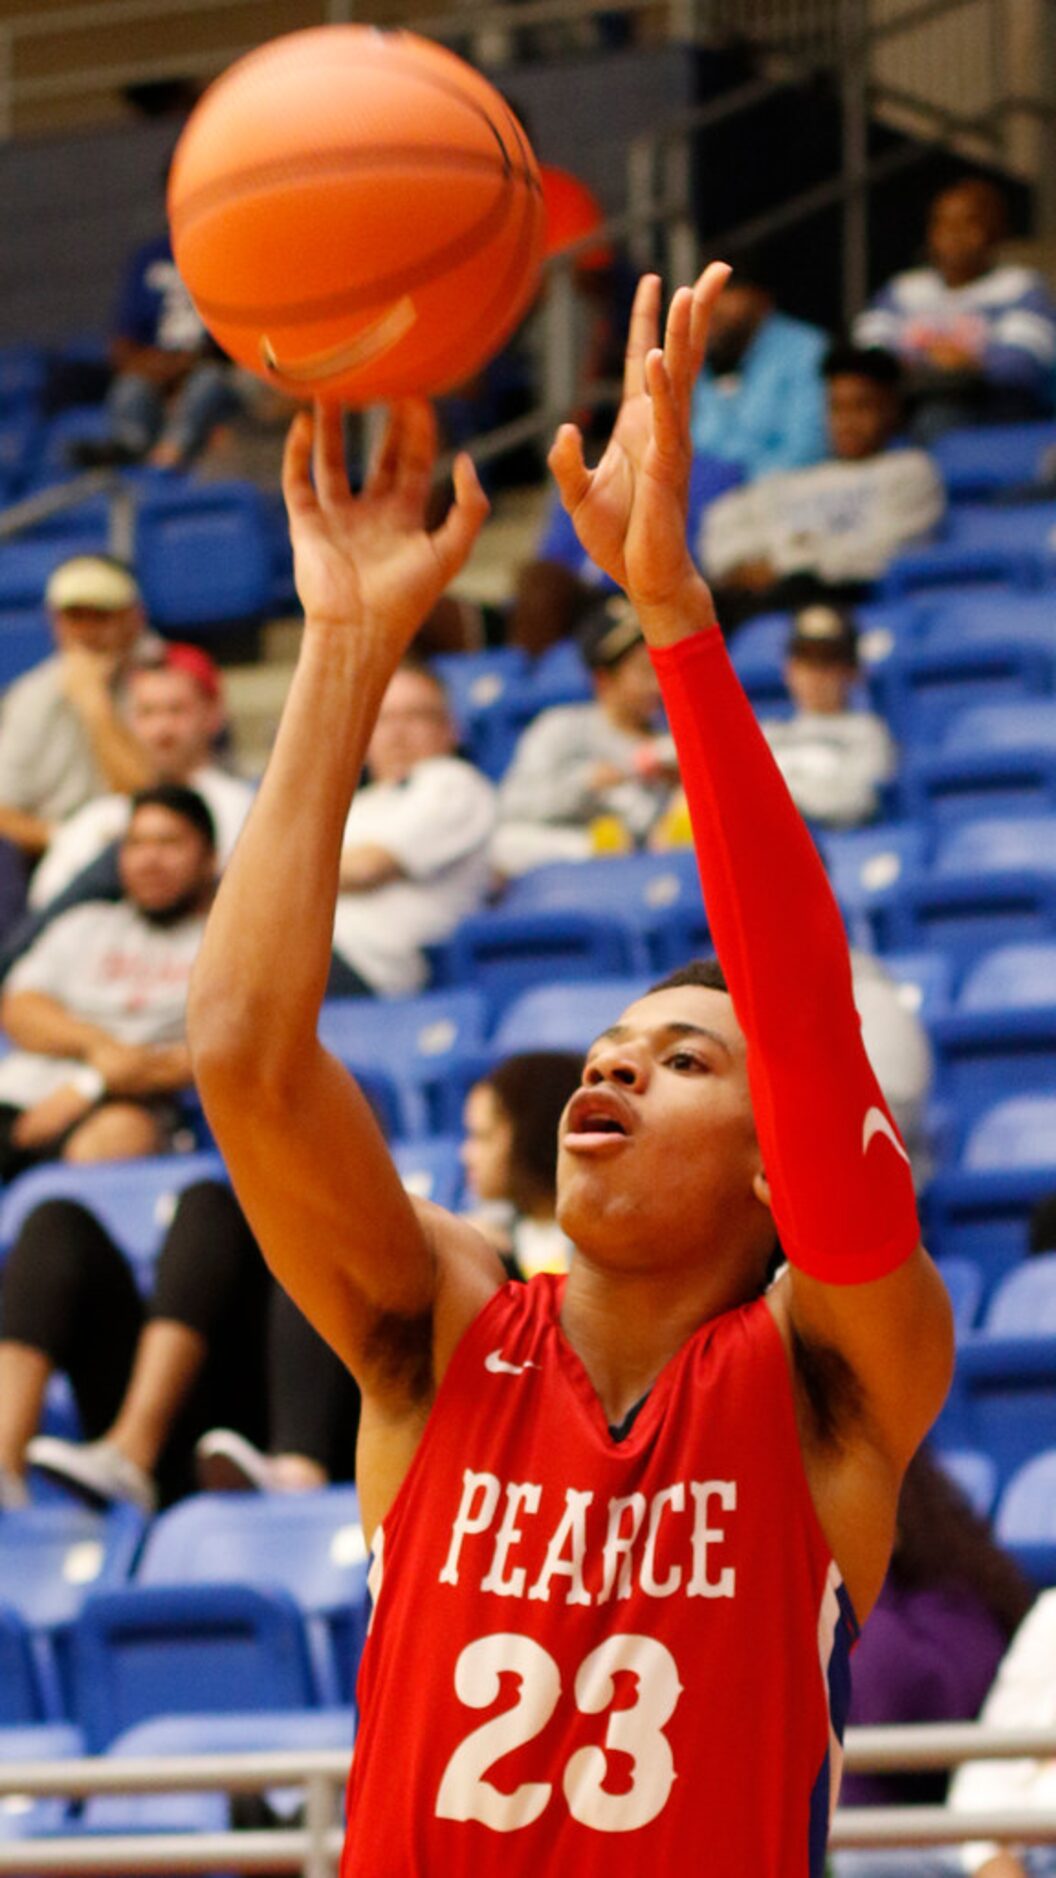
[167,26,545,405]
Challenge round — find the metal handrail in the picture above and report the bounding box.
[1,1725,1056,1871]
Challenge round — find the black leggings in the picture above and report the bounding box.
[0,1181,360,1504]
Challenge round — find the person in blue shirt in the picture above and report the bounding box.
[688,263,830,477]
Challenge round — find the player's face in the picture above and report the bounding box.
[367,670,456,783]
[556,984,772,1277]
[461,1082,515,1203]
[129,669,221,779]
[119,804,215,915]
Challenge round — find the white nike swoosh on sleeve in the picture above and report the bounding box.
[861,1105,911,1165]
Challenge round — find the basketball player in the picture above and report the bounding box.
[188,262,954,1875]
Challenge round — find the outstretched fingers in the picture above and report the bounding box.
[645,345,684,469]
[312,399,352,508]
[548,423,592,516]
[623,274,662,403]
[688,260,733,374]
[281,408,318,519]
[429,451,490,580]
[391,399,439,518]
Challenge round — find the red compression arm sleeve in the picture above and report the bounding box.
[652,627,920,1284]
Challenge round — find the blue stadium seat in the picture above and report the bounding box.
[492,976,652,1055]
[929,943,1056,1117]
[71,1582,318,1751]
[0,538,97,609]
[133,1487,369,1707]
[0,1722,84,1840]
[930,422,1056,498]
[875,817,1056,960]
[883,504,1056,595]
[134,481,274,629]
[871,948,957,1025]
[874,643,1054,751]
[919,589,1056,654]
[939,1247,1056,1482]
[921,1095,1056,1281]
[528,639,593,703]
[82,1707,355,1835]
[318,989,487,1136]
[433,908,644,1018]
[391,1136,465,1210]
[936,1447,998,1518]
[431,648,531,780]
[0,1505,145,1721]
[994,1448,1056,1587]
[0,1603,49,1726]
[33,407,112,480]
[818,823,930,946]
[0,1151,225,1292]
[902,701,1056,822]
[0,608,53,687]
[499,850,708,973]
[729,613,791,714]
[0,345,46,413]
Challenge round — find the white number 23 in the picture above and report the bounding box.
[435,1632,682,1834]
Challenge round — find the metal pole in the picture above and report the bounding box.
[840,0,870,325]
[302,1770,340,1878]
[1038,0,1056,241]
[541,262,579,431]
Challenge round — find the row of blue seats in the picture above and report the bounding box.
[0,1488,367,1747]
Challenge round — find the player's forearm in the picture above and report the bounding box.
[190,624,392,1080]
[0,990,111,1060]
[650,626,920,1281]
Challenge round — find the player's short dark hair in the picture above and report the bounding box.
[822,342,902,390]
[647,957,729,997]
[130,783,216,850]
[479,1051,584,1194]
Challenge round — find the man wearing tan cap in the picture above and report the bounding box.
[0,554,155,864]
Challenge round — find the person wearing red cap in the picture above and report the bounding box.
[29,643,253,910]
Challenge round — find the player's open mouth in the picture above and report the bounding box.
[563,1089,633,1151]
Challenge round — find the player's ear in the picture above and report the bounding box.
[752,1167,772,1211]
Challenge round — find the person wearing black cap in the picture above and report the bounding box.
[761,605,897,829]
[701,344,944,630]
[493,593,681,874]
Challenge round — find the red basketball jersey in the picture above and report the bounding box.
[341,1276,857,1876]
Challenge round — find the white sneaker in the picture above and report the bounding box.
[195,1428,275,1495]
[26,1437,157,1516]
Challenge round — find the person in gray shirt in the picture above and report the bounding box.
[493,595,681,875]
[762,604,897,829]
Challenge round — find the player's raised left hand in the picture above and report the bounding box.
[549,261,729,640]
[283,400,489,656]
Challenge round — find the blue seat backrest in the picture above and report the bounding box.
[318,989,486,1073]
[962,1096,1056,1172]
[940,702,1056,756]
[0,1504,143,1633]
[134,481,273,629]
[935,816,1056,876]
[0,1602,47,1725]
[870,948,956,1024]
[819,824,930,911]
[935,1256,983,1334]
[0,1151,225,1284]
[994,1448,1056,1542]
[958,944,1056,1012]
[135,1487,366,1617]
[982,1252,1056,1336]
[936,1447,998,1518]
[391,1135,465,1209]
[930,421,1056,496]
[493,976,653,1054]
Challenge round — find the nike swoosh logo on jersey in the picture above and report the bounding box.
[861,1105,911,1165]
[484,1350,539,1376]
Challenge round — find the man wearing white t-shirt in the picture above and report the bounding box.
[331,661,496,996]
[30,643,253,909]
[0,784,216,1176]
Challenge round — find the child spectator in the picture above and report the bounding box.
[761,605,897,829]
[494,595,681,874]
[855,178,1056,439]
[461,1051,583,1279]
[702,344,944,630]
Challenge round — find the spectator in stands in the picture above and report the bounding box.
[330,660,496,996]
[689,261,829,475]
[70,225,241,471]
[493,593,681,875]
[833,1445,1035,1877]
[701,344,945,630]
[29,642,253,909]
[855,177,1056,439]
[0,555,154,869]
[461,1051,582,1279]
[0,1180,360,1513]
[0,784,214,1180]
[762,604,898,828]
